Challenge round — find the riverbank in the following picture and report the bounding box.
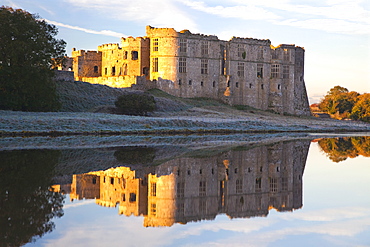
[1,82,369,138]
[0,106,369,138]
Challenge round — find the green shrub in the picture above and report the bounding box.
[115,93,156,116]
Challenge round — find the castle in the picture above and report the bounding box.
[54,140,309,227]
[57,26,310,116]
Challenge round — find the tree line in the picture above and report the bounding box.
[318,136,370,162]
[318,86,370,122]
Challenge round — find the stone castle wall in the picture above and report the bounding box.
[53,70,74,82]
[64,26,310,116]
[67,140,310,227]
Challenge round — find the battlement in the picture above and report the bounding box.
[98,43,121,51]
[178,30,219,40]
[121,36,149,43]
[72,49,101,57]
[147,25,219,40]
[146,25,178,37]
[230,36,271,45]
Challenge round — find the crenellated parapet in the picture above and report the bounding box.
[229,36,271,45]
[98,43,121,51]
[72,48,101,58]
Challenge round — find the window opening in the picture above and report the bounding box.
[129,193,136,202]
[179,57,186,73]
[283,49,290,61]
[152,58,158,72]
[283,65,289,79]
[257,63,263,78]
[237,62,244,77]
[199,181,206,196]
[153,38,159,51]
[177,182,185,198]
[255,178,262,191]
[201,59,208,74]
[150,183,157,196]
[179,39,187,53]
[269,177,278,192]
[237,44,245,59]
[236,179,243,193]
[201,41,209,56]
[131,51,138,60]
[271,64,280,78]
[258,46,264,60]
[150,203,157,216]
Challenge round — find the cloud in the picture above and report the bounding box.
[4,0,22,8]
[179,0,281,21]
[43,19,127,37]
[63,199,95,209]
[278,207,370,222]
[180,0,370,35]
[275,18,370,35]
[63,0,199,33]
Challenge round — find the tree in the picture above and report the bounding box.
[318,86,359,118]
[0,149,64,246]
[349,93,370,122]
[115,93,156,116]
[0,6,66,111]
[318,137,358,162]
[318,136,370,162]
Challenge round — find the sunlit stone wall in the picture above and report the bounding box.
[68,141,309,227]
[68,25,310,115]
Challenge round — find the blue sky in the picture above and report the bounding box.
[4,0,370,103]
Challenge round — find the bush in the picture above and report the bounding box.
[115,93,156,116]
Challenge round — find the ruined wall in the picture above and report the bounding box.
[292,47,311,116]
[75,75,136,88]
[70,25,310,116]
[70,174,100,201]
[143,140,309,225]
[66,140,310,227]
[72,38,150,88]
[146,26,222,99]
[144,173,176,227]
[226,37,271,109]
[53,70,74,82]
[72,49,102,78]
[53,57,73,71]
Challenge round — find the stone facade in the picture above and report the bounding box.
[66,140,309,227]
[65,26,310,116]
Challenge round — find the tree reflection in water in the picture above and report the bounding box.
[317,136,370,162]
[0,150,65,246]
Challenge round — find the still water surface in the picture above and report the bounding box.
[1,136,370,246]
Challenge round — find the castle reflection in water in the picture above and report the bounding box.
[54,140,310,227]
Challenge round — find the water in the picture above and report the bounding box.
[1,136,369,246]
